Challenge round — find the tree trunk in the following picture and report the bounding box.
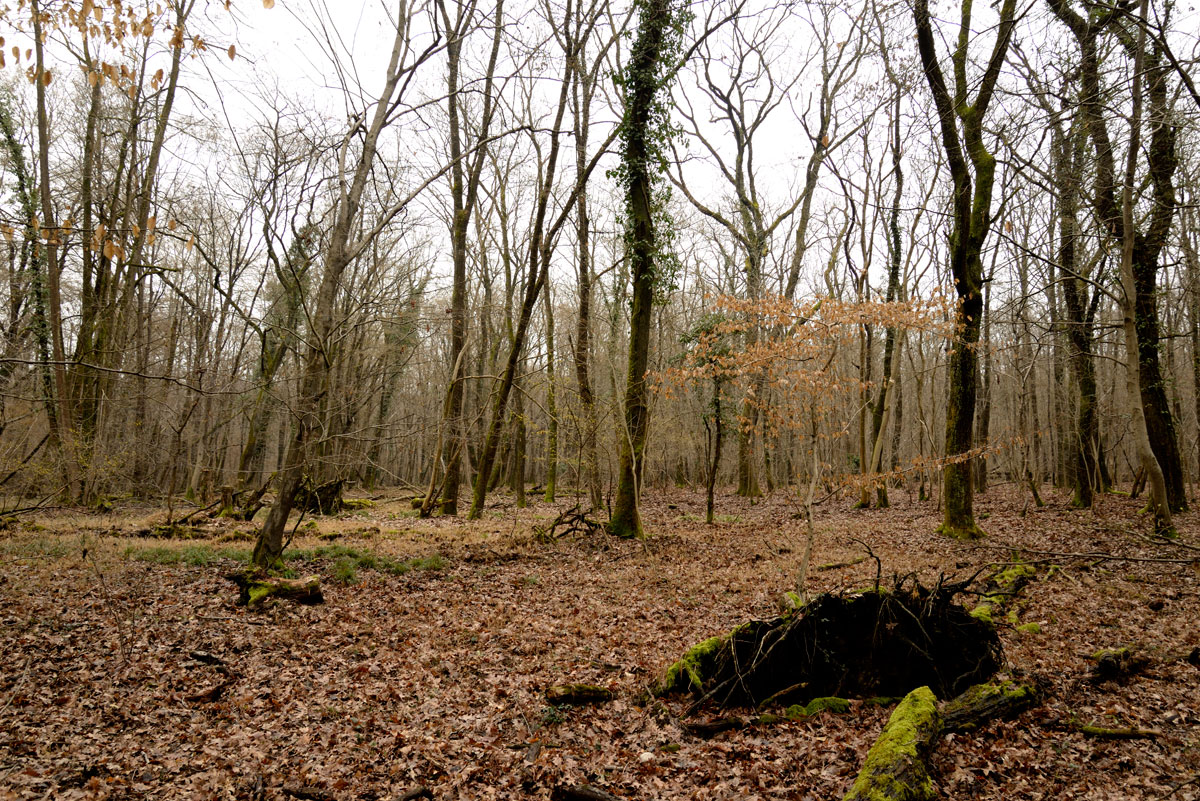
[543,281,558,502]
[438,0,503,516]
[610,0,677,538]
[913,0,1016,539]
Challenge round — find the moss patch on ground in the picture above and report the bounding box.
[786,696,851,718]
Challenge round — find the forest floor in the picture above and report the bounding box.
[0,484,1198,801]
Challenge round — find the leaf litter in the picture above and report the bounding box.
[0,487,1197,800]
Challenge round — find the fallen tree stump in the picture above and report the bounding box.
[941,680,1039,733]
[843,686,941,801]
[657,578,1001,708]
[228,570,324,608]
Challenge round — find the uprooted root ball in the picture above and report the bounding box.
[658,578,1002,708]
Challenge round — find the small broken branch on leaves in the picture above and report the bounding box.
[535,504,607,542]
[545,684,614,705]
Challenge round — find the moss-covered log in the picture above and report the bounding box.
[229,570,324,608]
[843,686,941,801]
[657,582,1000,708]
[941,680,1039,732]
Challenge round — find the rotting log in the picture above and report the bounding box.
[228,570,323,608]
[682,716,746,738]
[969,562,1036,625]
[941,680,1039,732]
[545,684,613,705]
[843,686,941,801]
[657,579,1001,708]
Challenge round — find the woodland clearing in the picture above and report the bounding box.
[0,486,1197,801]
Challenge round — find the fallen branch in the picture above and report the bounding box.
[816,556,867,572]
[545,684,613,706]
[535,504,607,542]
[682,716,745,738]
[959,543,1198,566]
[1076,724,1161,740]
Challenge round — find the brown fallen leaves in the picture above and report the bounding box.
[0,487,1197,800]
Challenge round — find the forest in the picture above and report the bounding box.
[1,0,1199,798]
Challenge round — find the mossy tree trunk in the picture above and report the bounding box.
[913,0,1017,540]
[611,0,679,538]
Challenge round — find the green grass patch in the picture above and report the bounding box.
[125,544,251,566]
[124,541,445,578]
[282,544,445,576]
[0,537,74,560]
[332,556,359,585]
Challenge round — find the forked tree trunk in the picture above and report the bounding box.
[913,0,1016,539]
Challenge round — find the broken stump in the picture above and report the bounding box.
[295,477,345,515]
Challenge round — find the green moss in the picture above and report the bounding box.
[969,602,996,624]
[1091,646,1130,662]
[844,686,940,801]
[247,584,272,606]
[786,696,851,719]
[657,635,727,695]
[1017,622,1041,634]
[950,680,1034,709]
[935,521,985,540]
[994,563,1035,587]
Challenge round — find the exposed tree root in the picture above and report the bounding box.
[657,576,1001,710]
